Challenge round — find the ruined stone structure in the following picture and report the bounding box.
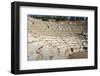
[27,16,88,61]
